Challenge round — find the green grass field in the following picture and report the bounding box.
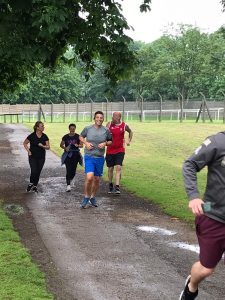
[25,121,225,223]
[0,206,53,300]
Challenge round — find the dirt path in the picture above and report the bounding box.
[0,124,224,300]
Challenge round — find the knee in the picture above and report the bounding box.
[86,175,94,184]
[94,176,100,184]
[116,165,122,172]
[195,261,214,278]
[201,267,214,277]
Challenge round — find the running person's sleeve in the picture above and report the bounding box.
[62,134,67,141]
[26,133,32,142]
[43,133,49,142]
[80,127,88,138]
[183,136,217,200]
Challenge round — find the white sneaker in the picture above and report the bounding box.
[66,185,71,192]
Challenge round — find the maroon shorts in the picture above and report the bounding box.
[196,215,225,268]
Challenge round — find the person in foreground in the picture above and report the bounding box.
[60,123,82,192]
[23,121,50,193]
[106,111,133,194]
[79,111,112,208]
[181,131,225,299]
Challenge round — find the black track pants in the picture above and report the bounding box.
[28,156,45,186]
[65,154,79,185]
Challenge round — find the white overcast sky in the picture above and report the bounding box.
[121,0,225,43]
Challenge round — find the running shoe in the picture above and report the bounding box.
[179,275,198,300]
[81,197,89,209]
[114,185,121,195]
[32,186,38,193]
[90,197,98,207]
[26,183,33,192]
[108,183,114,194]
[66,185,71,192]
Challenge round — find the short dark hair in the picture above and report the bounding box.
[69,123,76,129]
[94,111,104,119]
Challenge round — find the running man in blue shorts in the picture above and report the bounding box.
[79,111,112,208]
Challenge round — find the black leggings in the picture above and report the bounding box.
[65,154,79,185]
[29,156,45,186]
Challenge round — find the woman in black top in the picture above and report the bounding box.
[23,121,50,193]
[60,123,82,192]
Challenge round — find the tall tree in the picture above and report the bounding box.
[0,0,151,93]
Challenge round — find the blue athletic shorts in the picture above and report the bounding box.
[84,155,105,176]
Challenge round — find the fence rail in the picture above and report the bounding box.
[0,100,225,123]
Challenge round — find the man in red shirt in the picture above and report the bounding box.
[106,112,133,194]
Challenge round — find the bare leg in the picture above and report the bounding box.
[91,176,100,198]
[115,165,122,186]
[84,172,94,198]
[108,167,114,184]
[188,261,214,292]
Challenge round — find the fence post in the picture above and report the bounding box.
[198,92,213,123]
[140,95,144,122]
[37,101,46,122]
[89,97,93,121]
[38,102,41,121]
[178,92,184,123]
[76,100,79,122]
[62,100,66,123]
[122,96,126,121]
[50,101,53,123]
[29,104,31,123]
[158,93,162,122]
[221,92,225,123]
[104,96,109,122]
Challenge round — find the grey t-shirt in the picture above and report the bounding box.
[80,125,112,157]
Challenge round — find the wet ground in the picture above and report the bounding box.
[0,124,225,300]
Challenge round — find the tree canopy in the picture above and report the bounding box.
[4,25,225,104]
[0,0,151,92]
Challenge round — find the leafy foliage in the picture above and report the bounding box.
[3,23,225,103]
[128,25,225,100]
[0,0,151,92]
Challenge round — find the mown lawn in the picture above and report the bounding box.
[26,121,225,222]
[0,207,53,300]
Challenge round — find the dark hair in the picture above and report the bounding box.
[33,121,43,131]
[69,123,76,129]
[94,111,104,119]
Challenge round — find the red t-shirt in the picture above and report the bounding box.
[106,121,126,154]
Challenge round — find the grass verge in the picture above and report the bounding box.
[0,205,53,300]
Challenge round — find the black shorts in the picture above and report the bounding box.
[105,152,125,167]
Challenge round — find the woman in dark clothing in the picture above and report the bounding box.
[23,121,50,193]
[60,123,82,192]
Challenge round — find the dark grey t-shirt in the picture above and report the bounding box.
[183,131,225,223]
[80,125,112,157]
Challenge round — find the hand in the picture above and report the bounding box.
[85,142,94,150]
[126,141,130,146]
[38,143,44,148]
[98,142,106,149]
[65,146,70,152]
[28,150,32,156]
[188,198,204,216]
